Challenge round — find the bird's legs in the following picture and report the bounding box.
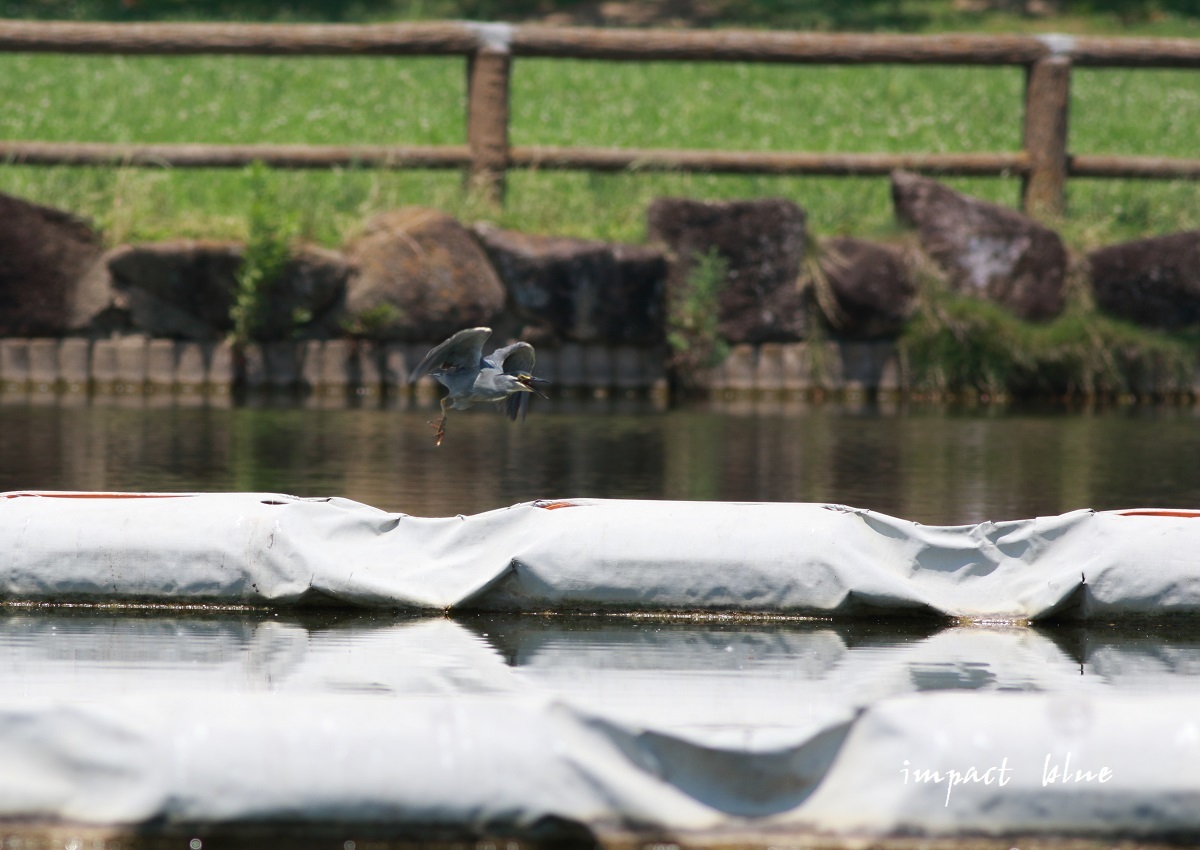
[430,397,451,446]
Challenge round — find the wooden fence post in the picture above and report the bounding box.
[466,46,511,204]
[1021,55,1071,217]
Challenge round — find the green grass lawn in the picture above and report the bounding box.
[0,4,1199,251]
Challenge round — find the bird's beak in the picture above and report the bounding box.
[507,374,548,422]
[517,374,550,399]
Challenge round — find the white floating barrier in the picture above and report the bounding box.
[3,491,1200,619]
[0,594,1197,841]
[0,684,1197,840]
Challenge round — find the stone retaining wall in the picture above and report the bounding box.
[5,336,1196,401]
[0,336,674,399]
[706,340,903,396]
[0,336,919,400]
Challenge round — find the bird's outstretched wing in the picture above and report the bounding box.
[485,341,536,376]
[408,327,492,383]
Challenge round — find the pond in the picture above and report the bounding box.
[2,395,1198,522]
[4,608,1200,741]
[1,395,1198,845]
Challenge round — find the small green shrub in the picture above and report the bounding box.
[230,164,294,346]
[667,247,730,388]
[340,303,403,339]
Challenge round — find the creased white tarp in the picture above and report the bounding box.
[0,689,1199,839]
[778,691,1200,838]
[3,491,1200,618]
[1,612,1200,838]
[3,615,1196,748]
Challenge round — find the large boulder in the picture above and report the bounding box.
[891,171,1067,321]
[1088,230,1200,331]
[812,237,915,339]
[0,192,103,336]
[257,245,351,341]
[83,241,241,339]
[343,208,506,341]
[473,223,666,345]
[646,197,809,344]
[71,241,350,340]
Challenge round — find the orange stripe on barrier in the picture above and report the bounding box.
[536,500,579,510]
[1117,509,1200,518]
[2,492,189,500]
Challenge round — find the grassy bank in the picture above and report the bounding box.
[1,3,1199,398]
[1,54,1199,250]
[1,1,1199,249]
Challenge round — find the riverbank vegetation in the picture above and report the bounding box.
[1,1,1198,398]
[3,55,1198,250]
[1,2,1198,250]
[899,256,1200,400]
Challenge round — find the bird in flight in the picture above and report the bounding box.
[408,326,549,446]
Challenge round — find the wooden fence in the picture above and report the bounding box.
[2,21,1200,214]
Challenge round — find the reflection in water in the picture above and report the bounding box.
[5,610,1200,740]
[0,396,1197,522]
[3,396,1197,840]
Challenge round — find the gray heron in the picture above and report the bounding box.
[408,326,549,446]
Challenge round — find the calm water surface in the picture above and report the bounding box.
[1,395,1199,732]
[4,610,1200,734]
[1,395,1197,522]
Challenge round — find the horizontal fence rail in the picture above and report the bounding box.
[0,141,473,169]
[4,21,1200,65]
[2,21,1200,212]
[509,148,1033,176]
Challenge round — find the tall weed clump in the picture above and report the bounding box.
[230,164,295,346]
[667,247,730,390]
